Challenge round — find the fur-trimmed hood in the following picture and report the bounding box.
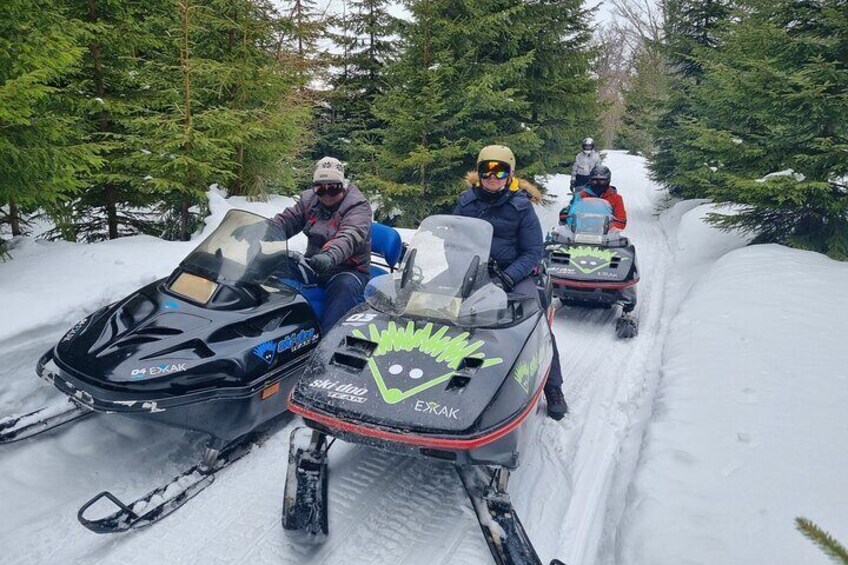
[464,171,543,204]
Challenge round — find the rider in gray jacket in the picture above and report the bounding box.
[570,137,601,191]
[272,157,373,331]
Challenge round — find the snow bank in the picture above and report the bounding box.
[0,190,298,345]
[619,243,848,564]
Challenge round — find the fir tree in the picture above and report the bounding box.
[57,0,170,241]
[689,0,848,258]
[0,0,100,239]
[372,0,596,225]
[520,0,598,172]
[616,42,669,155]
[315,0,397,180]
[129,0,241,241]
[649,0,734,195]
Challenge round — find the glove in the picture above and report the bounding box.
[569,178,576,189]
[307,253,335,274]
[500,271,516,291]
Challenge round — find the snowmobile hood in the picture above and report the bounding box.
[53,276,320,396]
[546,242,638,284]
[290,307,553,437]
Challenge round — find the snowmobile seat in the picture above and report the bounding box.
[369,222,404,278]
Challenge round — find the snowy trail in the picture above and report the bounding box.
[1,152,692,565]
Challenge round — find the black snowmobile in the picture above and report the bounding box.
[545,196,639,338]
[0,209,404,534]
[283,215,565,565]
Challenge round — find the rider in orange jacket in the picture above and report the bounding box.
[560,165,627,230]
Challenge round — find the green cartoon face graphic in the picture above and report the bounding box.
[560,245,618,275]
[513,355,541,394]
[351,321,503,404]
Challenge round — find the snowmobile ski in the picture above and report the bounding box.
[77,432,262,534]
[282,427,330,541]
[0,398,91,444]
[459,466,563,565]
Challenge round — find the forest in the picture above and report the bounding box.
[1,0,846,257]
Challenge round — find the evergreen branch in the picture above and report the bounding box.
[796,517,848,564]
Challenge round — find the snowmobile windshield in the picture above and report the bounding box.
[179,209,292,287]
[568,197,613,243]
[365,215,508,327]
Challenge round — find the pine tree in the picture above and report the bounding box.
[55,0,170,241]
[616,42,669,155]
[129,0,241,241]
[0,0,100,239]
[315,0,397,180]
[687,0,848,258]
[648,0,734,196]
[372,0,596,225]
[519,0,598,172]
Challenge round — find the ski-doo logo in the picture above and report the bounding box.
[309,378,368,403]
[161,300,180,311]
[350,322,504,405]
[277,328,318,354]
[252,328,319,366]
[414,400,459,420]
[61,317,89,343]
[130,363,187,379]
[252,341,277,365]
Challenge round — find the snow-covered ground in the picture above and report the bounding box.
[1,152,845,565]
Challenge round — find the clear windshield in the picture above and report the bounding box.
[180,209,291,285]
[568,197,613,236]
[365,215,508,327]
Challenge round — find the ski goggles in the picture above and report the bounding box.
[477,161,509,180]
[312,182,344,197]
[478,161,510,180]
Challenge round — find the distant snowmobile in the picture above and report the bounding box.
[0,209,404,534]
[545,197,639,338]
[283,215,565,565]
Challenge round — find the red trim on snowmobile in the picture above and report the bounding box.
[551,278,638,289]
[288,365,551,451]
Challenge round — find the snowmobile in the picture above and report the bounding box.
[0,209,404,534]
[283,215,565,565]
[545,197,639,338]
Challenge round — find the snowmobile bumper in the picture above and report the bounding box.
[49,354,307,442]
[287,364,550,469]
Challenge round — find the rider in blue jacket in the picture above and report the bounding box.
[454,145,568,420]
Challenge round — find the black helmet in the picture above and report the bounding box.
[581,137,595,152]
[588,165,611,195]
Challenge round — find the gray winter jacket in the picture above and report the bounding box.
[571,151,601,180]
[272,183,372,274]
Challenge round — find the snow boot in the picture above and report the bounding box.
[544,383,568,421]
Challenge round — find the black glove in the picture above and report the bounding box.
[500,271,516,291]
[307,253,335,274]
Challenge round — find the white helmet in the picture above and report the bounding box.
[581,138,595,152]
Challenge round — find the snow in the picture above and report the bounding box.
[1,152,845,565]
[757,168,806,182]
[618,244,848,565]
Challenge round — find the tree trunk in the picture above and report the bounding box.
[8,197,22,237]
[180,0,193,241]
[88,0,118,239]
